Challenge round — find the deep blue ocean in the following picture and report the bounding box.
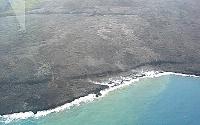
[1,74,200,125]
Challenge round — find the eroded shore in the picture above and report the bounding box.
[0,0,200,116]
[0,71,199,124]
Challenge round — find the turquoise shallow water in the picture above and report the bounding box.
[1,74,200,125]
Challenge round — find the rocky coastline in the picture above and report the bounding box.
[1,0,200,115]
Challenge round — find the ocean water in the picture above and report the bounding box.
[1,74,200,125]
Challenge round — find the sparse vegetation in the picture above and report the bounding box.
[0,0,200,115]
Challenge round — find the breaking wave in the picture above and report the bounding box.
[0,71,199,124]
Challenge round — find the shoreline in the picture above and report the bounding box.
[0,71,199,123]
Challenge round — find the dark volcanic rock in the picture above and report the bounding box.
[0,0,200,115]
[0,79,108,115]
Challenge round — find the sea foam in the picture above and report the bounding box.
[0,112,34,124]
[0,71,199,124]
